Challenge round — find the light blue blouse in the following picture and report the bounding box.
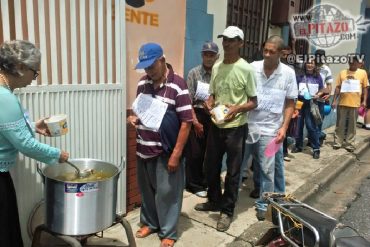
[0,87,61,172]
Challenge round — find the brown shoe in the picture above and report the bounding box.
[216,213,232,232]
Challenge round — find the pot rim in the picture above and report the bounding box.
[39,158,121,183]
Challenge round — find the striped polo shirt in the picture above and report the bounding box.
[135,63,193,159]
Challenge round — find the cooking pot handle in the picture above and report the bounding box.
[36,162,45,183]
[119,156,126,173]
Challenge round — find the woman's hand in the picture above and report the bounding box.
[58,151,69,163]
[35,118,51,136]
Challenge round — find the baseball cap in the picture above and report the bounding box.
[135,43,163,69]
[217,26,244,40]
[201,41,219,54]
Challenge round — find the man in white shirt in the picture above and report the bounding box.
[243,35,298,221]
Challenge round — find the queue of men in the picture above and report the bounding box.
[127,25,369,246]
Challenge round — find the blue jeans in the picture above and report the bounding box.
[295,101,321,151]
[242,135,285,211]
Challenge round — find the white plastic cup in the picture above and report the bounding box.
[45,114,68,137]
[211,105,229,124]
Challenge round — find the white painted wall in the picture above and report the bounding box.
[268,25,283,37]
[208,0,228,60]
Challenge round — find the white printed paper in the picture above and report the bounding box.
[132,93,168,131]
[298,83,319,96]
[194,81,210,101]
[256,87,286,113]
[340,79,361,93]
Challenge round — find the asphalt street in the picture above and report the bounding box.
[340,173,370,242]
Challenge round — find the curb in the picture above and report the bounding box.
[294,139,369,202]
[235,138,370,247]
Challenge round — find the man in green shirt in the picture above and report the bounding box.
[194,26,257,232]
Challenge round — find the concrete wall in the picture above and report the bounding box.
[184,0,215,77]
[207,0,228,63]
[268,25,283,37]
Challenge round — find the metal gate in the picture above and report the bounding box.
[0,0,126,245]
[227,0,273,62]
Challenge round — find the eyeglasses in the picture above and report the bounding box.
[29,68,39,80]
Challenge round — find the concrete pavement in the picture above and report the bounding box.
[84,125,370,247]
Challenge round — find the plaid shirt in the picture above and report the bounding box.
[186,65,211,108]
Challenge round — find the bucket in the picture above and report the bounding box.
[45,114,68,136]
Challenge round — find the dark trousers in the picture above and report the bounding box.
[0,172,24,247]
[204,123,247,216]
[283,137,288,155]
[185,108,211,193]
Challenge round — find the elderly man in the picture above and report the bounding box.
[243,35,298,221]
[185,41,219,198]
[332,55,368,152]
[194,26,257,232]
[127,43,192,247]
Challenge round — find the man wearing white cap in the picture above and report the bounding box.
[194,26,257,232]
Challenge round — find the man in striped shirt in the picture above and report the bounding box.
[127,43,192,247]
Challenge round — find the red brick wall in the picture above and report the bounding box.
[126,109,141,212]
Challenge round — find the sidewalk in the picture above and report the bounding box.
[87,125,370,247]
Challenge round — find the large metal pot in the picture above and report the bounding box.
[37,158,122,235]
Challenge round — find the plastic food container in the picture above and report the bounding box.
[45,114,68,136]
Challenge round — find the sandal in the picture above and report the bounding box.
[135,225,154,238]
[160,238,175,247]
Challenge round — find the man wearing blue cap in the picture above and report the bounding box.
[127,43,192,247]
[194,26,258,232]
[184,41,219,198]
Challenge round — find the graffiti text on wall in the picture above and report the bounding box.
[126,0,159,27]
